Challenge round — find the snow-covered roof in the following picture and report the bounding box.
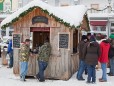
[1,0,87,29]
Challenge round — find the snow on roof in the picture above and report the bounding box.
[1,0,87,28]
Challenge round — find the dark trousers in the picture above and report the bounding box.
[36,61,48,81]
[87,64,96,82]
[110,58,114,75]
[9,51,13,67]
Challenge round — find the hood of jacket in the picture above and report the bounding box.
[101,41,110,46]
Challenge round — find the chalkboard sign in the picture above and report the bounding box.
[12,33,21,48]
[59,33,69,49]
[32,16,48,24]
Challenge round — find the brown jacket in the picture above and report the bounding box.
[78,40,86,60]
[83,42,100,65]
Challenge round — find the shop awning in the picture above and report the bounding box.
[30,27,50,32]
[90,21,108,26]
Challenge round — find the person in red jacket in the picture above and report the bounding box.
[98,39,110,82]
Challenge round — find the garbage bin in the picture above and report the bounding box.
[1,48,8,65]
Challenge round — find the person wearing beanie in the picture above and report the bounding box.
[89,35,96,42]
[77,35,87,80]
[87,33,91,41]
[83,36,100,83]
[109,34,114,39]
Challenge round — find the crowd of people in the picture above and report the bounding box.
[77,33,114,84]
[5,33,114,83]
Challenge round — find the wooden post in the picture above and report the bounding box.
[13,49,20,74]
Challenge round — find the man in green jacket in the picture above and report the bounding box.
[36,38,51,82]
[19,39,31,81]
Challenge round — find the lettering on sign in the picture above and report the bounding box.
[32,16,48,24]
[59,33,69,49]
[12,33,21,48]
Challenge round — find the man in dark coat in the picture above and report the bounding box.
[108,34,114,76]
[77,35,87,80]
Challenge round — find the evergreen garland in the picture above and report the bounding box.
[1,6,81,29]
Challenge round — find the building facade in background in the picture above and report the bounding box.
[0,0,13,37]
[1,0,114,39]
[79,0,114,39]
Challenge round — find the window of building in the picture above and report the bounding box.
[94,33,107,40]
[111,22,114,27]
[1,30,6,36]
[9,30,13,36]
[55,0,59,6]
[74,0,79,5]
[18,0,22,8]
[110,28,114,33]
[91,26,107,40]
[4,1,11,12]
[92,26,106,31]
[91,4,99,13]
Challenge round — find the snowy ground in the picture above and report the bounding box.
[0,59,114,86]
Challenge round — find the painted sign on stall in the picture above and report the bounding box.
[12,33,21,48]
[58,32,70,49]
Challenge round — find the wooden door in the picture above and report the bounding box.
[73,30,78,53]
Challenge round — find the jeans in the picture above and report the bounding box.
[101,63,107,81]
[20,62,28,80]
[87,64,96,82]
[9,51,13,67]
[110,58,114,75]
[36,61,48,81]
[77,60,86,79]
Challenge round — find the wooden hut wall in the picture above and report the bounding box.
[12,8,79,80]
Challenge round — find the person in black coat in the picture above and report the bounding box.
[108,39,114,76]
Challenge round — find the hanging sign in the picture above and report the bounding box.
[32,16,48,24]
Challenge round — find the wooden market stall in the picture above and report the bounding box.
[1,0,87,80]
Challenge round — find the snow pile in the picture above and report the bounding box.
[0,65,114,86]
[1,0,87,28]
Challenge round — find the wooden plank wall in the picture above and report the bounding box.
[12,8,79,80]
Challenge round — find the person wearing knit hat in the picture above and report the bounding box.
[90,35,96,42]
[109,34,114,39]
[81,35,87,41]
[87,33,91,41]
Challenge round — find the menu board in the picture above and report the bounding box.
[12,33,21,48]
[59,33,69,49]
